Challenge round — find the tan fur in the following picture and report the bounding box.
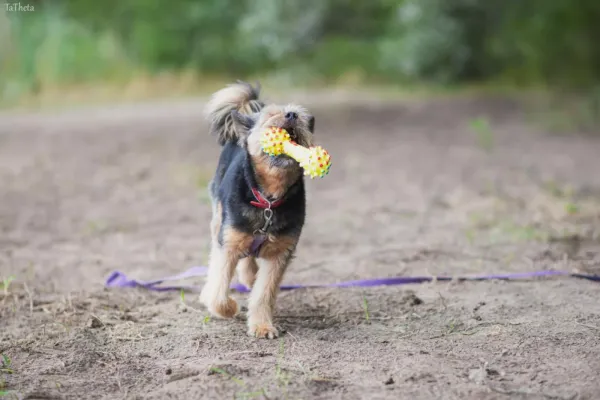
[247,236,296,338]
[249,323,279,340]
[247,246,294,338]
[200,227,254,319]
[235,236,296,291]
[222,227,254,254]
[259,235,298,260]
[199,242,240,319]
[251,154,302,199]
[215,297,239,319]
[236,257,258,289]
[246,104,314,156]
[244,104,312,200]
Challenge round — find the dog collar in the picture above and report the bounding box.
[250,188,284,209]
[248,188,283,257]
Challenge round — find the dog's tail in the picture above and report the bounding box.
[205,81,264,146]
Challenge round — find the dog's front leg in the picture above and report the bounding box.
[247,241,295,339]
[200,241,240,319]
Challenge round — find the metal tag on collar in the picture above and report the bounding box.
[259,208,273,233]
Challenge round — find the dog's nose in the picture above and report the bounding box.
[285,112,298,121]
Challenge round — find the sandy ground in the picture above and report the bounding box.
[1,92,600,400]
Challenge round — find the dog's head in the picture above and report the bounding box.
[232,104,316,166]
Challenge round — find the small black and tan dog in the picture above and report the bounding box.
[200,81,316,338]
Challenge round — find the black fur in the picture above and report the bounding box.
[205,80,316,260]
[210,142,306,246]
[308,115,315,133]
[201,81,319,338]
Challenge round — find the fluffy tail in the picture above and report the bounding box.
[205,81,264,145]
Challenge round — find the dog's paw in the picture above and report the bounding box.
[247,323,279,339]
[203,296,239,319]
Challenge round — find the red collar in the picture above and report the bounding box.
[250,188,284,209]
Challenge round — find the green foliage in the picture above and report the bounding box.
[2,0,600,102]
[489,0,600,87]
[378,0,473,83]
[3,6,133,100]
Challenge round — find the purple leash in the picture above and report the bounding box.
[105,267,600,294]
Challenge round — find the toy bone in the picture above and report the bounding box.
[260,127,331,178]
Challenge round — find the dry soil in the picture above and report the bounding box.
[1,92,600,400]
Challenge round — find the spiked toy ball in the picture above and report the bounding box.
[260,127,332,178]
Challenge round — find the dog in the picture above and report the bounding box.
[200,81,316,339]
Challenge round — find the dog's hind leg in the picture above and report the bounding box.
[237,257,258,290]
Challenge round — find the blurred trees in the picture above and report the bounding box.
[3,0,600,93]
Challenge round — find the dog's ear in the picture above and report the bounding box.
[308,115,315,133]
[231,110,256,136]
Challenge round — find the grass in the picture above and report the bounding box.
[465,211,550,245]
[543,180,570,197]
[464,229,476,245]
[463,195,600,245]
[469,117,494,152]
[209,367,267,400]
[0,354,12,376]
[209,367,246,387]
[541,180,578,201]
[528,89,600,135]
[178,289,211,324]
[461,179,596,245]
[564,202,580,215]
[84,219,109,235]
[1,72,233,111]
[488,221,548,244]
[235,390,268,400]
[1,277,15,296]
[362,295,371,324]
[491,221,548,243]
[208,340,294,399]
[0,72,550,113]
[0,354,13,397]
[540,179,589,218]
[275,340,291,396]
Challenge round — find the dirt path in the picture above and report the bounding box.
[1,94,600,400]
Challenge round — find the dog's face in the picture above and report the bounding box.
[232,104,315,167]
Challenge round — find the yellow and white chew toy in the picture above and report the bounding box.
[260,127,332,178]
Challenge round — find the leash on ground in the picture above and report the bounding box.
[105,267,600,293]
